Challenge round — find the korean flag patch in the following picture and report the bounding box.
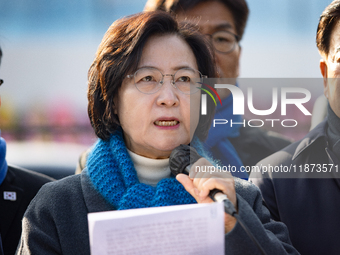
[4,191,16,201]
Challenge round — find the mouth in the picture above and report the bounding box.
[154,120,179,127]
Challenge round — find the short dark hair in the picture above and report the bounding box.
[88,11,217,141]
[317,0,340,56]
[0,47,2,64]
[144,0,249,40]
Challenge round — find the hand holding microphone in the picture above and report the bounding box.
[169,144,238,232]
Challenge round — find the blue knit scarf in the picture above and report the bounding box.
[0,132,8,186]
[87,130,211,210]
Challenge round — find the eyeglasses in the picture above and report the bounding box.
[206,31,240,54]
[0,79,3,86]
[126,67,207,94]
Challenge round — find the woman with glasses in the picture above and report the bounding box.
[17,11,298,255]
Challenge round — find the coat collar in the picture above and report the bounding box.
[292,120,328,161]
[80,168,115,213]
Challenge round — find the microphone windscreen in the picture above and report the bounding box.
[169,144,202,176]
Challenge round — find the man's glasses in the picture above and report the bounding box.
[207,30,240,54]
[126,67,207,94]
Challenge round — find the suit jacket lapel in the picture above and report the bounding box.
[80,169,115,213]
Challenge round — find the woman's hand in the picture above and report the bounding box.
[176,157,238,233]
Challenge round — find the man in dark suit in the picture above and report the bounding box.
[0,47,54,255]
[250,1,340,254]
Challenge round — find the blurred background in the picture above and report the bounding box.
[0,0,332,177]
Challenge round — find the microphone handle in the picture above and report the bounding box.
[209,189,237,216]
[184,165,237,216]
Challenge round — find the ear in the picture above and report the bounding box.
[319,59,329,98]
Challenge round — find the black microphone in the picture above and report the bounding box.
[169,144,237,216]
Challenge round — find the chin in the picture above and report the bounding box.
[153,138,189,152]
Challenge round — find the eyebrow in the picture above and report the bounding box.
[214,23,233,31]
[137,65,196,72]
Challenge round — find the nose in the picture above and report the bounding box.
[156,77,179,107]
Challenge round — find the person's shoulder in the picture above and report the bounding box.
[256,143,297,166]
[8,164,55,182]
[28,174,83,211]
[3,166,57,216]
[234,177,261,204]
[32,171,114,215]
[22,173,89,238]
[6,165,55,197]
[257,121,327,166]
[39,173,82,196]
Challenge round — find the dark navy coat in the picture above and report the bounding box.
[250,121,340,255]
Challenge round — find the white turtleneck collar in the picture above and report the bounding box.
[127,149,171,187]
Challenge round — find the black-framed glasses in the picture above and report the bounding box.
[0,79,3,86]
[126,67,207,94]
[207,30,240,54]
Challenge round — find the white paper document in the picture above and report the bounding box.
[88,202,225,255]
